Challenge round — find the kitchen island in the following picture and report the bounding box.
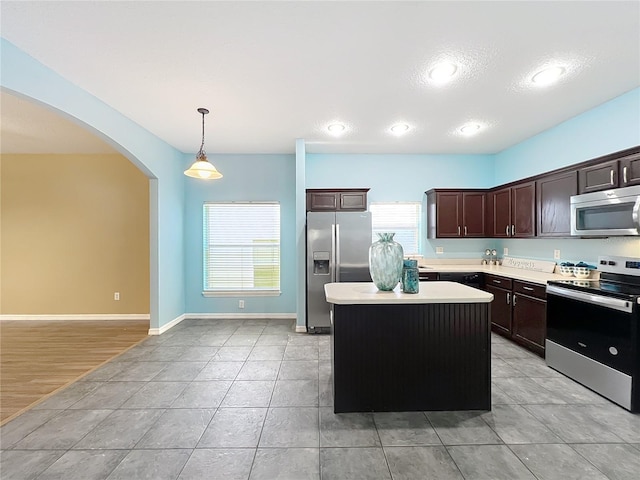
[325,281,494,413]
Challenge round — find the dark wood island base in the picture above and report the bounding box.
[327,283,493,413]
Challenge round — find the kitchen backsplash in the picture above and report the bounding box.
[424,237,640,266]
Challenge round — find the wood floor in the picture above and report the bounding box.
[0,320,148,424]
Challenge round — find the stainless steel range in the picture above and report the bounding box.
[546,255,640,412]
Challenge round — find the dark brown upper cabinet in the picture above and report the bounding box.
[426,189,486,238]
[578,159,619,193]
[536,170,577,237]
[578,152,640,193]
[306,188,369,212]
[620,152,640,187]
[489,182,535,238]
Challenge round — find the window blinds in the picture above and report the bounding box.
[203,202,280,295]
[370,202,421,255]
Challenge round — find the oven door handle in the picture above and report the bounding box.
[546,285,633,313]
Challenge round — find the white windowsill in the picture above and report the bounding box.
[202,290,281,297]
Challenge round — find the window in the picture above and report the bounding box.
[370,202,421,255]
[203,202,280,296]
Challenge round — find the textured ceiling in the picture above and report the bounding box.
[1,1,639,155]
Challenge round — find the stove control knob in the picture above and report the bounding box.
[608,261,616,266]
[600,260,607,265]
[609,347,618,356]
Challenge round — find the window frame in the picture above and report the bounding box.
[370,201,422,256]
[202,201,281,297]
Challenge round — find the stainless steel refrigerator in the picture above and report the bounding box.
[306,211,372,331]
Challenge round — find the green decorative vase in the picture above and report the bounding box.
[369,232,404,291]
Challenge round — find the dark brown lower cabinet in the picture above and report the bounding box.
[512,293,546,355]
[485,275,546,357]
[485,284,511,335]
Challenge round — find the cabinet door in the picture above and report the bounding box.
[512,294,546,356]
[536,171,577,237]
[436,192,462,237]
[512,182,535,237]
[578,160,619,193]
[491,188,511,238]
[462,192,485,237]
[620,153,640,187]
[485,285,512,335]
[339,192,367,211]
[307,192,338,211]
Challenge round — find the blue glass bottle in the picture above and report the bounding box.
[401,259,419,294]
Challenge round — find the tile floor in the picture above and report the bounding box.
[1,318,640,479]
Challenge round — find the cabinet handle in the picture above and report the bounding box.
[506,292,510,304]
[458,226,461,236]
[505,225,510,236]
[623,166,628,184]
[513,294,517,306]
[523,286,534,291]
[464,226,467,236]
[610,169,615,185]
[511,224,515,236]
[493,279,502,284]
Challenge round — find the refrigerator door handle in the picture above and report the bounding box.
[335,223,341,282]
[331,223,336,282]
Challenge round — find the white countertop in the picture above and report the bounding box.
[324,282,494,305]
[418,264,578,285]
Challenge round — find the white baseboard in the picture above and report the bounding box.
[295,325,308,333]
[184,313,297,320]
[148,314,185,336]
[0,314,150,321]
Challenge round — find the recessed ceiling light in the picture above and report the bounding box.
[459,123,482,136]
[390,123,410,135]
[428,62,458,83]
[531,66,566,86]
[327,123,346,135]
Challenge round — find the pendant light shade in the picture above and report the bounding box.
[184,108,223,180]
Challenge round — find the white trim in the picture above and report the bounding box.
[0,314,150,321]
[295,325,308,333]
[184,313,296,320]
[202,290,281,297]
[148,313,186,336]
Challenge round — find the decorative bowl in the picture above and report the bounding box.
[573,267,591,279]
[559,265,574,276]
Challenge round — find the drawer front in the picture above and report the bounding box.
[485,275,513,290]
[513,280,546,299]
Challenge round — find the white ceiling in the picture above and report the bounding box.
[1,1,639,155]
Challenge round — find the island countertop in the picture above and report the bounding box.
[324,281,494,305]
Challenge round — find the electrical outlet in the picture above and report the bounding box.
[503,247,508,256]
[436,247,444,254]
[238,300,245,309]
[114,292,120,301]
[554,249,561,260]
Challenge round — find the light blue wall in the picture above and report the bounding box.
[1,39,186,330]
[306,153,496,259]
[295,140,307,329]
[183,154,297,314]
[306,153,495,202]
[494,88,640,185]
[493,87,640,264]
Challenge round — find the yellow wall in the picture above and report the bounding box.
[1,154,149,314]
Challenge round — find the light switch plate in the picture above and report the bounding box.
[554,249,561,260]
[503,247,508,255]
[436,247,444,254]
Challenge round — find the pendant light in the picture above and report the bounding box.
[184,108,223,180]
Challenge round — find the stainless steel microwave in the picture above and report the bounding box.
[571,185,640,236]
